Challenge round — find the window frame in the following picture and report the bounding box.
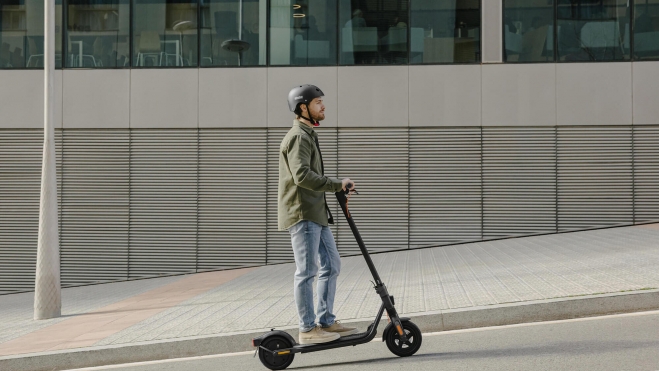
[63,0,132,69]
[409,0,483,66]
[503,0,643,64]
[9,0,659,69]
[130,0,200,69]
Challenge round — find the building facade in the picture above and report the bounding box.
[1,0,658,294]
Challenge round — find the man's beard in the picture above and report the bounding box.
[310,111,325,122]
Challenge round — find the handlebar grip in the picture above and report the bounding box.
[346,182,354,190]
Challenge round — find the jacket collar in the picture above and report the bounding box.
[294,119,317,137]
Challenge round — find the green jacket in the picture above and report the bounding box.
[278,120,343,230]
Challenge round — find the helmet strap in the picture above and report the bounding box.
[300,103,319,127]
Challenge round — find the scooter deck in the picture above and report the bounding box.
[291,328,374,353]
[294,330,368,347]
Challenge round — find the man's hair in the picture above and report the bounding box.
[294,98,316,116]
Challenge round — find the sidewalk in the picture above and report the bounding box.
[1,223,659,370]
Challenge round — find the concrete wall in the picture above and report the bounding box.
[0,62,657,130]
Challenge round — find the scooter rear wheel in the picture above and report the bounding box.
[385,321,422,357]
[258,335,295,370]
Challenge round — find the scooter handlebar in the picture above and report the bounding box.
[344,182,358,195]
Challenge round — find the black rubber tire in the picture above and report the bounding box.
[258,335,295,370]
[385,321,422,357]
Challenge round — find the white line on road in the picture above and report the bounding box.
[62,351,256,371]
[64,309,659,371]
[421,309,659,338]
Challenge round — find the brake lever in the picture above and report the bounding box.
[345,182,359,195]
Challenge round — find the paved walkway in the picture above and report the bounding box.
[1,224,658,357]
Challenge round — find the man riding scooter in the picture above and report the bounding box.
[278,84,359,344]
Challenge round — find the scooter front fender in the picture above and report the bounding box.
[381,317,411,342]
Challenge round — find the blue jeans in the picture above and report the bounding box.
[288,220,341,332]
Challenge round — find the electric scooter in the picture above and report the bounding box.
[252,184,422,370]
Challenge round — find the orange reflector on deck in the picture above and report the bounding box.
[278,350,291,355]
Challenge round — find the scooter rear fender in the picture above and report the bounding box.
[252,330,297,348]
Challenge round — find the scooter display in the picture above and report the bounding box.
[252,184,422,370]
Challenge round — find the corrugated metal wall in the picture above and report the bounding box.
[557,127,634,232]
[129,130,199,278]
[633,126,659,224]
[409,128,481,248]
[1,131,52,294]
[199,129,268,271]
[61,130,129,285]
[337,128,409,255]
[1,125,658,294]
[483,127,557,239]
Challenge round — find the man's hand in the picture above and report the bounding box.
[341,178,355,191]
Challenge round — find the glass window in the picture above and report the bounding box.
[269,0,337,66]
[0,0,63,68]
[503,0,555,62]
[66,0,130,68]
[200,0,266,66]
[132,0,198,67]
[633,0,659,60]
[339,0,409,65]
[557,0,630,61]
[410,0,480,64]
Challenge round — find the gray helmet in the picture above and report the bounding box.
[287,84,324,114]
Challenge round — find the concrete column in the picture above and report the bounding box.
[34,0,61,320]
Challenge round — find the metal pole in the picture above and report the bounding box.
[34,0,61,320]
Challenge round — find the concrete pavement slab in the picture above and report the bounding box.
[0,223,658,370]
[0,269,254,356]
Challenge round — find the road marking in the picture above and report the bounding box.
[62,351,255,370]
[63,309,659,370]
[422,309,659,337]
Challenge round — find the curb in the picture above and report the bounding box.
[2,288,658,371]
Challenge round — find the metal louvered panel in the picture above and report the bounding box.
[338,128,408,255]
[483,127,557,239]
[56,129,63,255]
[0,130,62,294]
[60,130,129,286]
[409,127,481,248]
[129,129,198,278]
[198,129,267,271]
[557,126,633,232]
[0,131,42,294]
[634,126,659,223]
[266,128,292,264]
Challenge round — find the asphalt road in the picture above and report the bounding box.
[73,311,659,371]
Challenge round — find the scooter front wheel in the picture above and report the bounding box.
[258,335,295,370]
[385,321,422,357]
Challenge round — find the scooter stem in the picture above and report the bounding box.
[335,190,408,341]
[335,191,382,285]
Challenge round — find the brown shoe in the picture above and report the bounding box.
[322,321,359,337]
[299,326,341,345]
